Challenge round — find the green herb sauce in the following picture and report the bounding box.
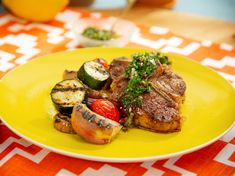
[122,52,171,128]
[82,27,118,41]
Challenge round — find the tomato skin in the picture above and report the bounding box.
[91,99,120,122]
[94,58,109,69]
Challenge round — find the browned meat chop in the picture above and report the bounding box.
[109,57,186,133]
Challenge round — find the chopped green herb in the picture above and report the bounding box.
[124,110,134,128]
[121,52,171,128]
[122,77,151,107]
[82,27,118,41]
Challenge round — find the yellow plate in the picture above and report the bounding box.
[0,48,235,162]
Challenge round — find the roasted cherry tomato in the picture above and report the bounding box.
[94,58,109,69]
[91,99,120,122]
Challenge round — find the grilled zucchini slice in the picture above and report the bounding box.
[78,61,109,90]
[50,79,85,115]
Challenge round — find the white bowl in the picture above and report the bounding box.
[73,17,136,47]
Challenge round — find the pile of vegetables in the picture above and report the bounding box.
[51,58,122,144]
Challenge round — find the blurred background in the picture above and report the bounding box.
[173,0,235,22]
[0,0,234,45]
[67,0,235,22]
[0,0,234,21]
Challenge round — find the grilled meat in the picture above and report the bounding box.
[109,57,130,80]
[110,76,128,101]
[109,58,186,133]
[133,108,181,132]
[149,65,186,104]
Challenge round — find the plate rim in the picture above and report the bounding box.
[0,47,235,163]
[1,116,234,163]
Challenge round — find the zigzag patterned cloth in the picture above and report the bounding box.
[0,9,235,176]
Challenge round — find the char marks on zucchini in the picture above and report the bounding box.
[51,79,85,115]
[78,61,110,90]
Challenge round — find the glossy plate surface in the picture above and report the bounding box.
[0,48,235,162]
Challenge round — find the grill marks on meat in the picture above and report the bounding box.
[109,57,186,133]
[149,65,186,103]
[109,57,130,80]
[109,57,130,102]
[142,91,179,122]
[134,108,181,132]
[110,76,128,101]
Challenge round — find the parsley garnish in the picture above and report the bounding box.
[121,52,171,128]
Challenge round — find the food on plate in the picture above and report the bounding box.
[50,52,186,144]
[78,60,110,90]
[54,113,75,134]
[82,27,118,41]
[71,103,122,144]
[93,58,110,69]
[50,79,85,115]
[109,57,131,80]
[110,53,186,132]
[90,99,120,122]
[63,70,77,80]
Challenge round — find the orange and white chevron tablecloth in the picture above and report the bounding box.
[0,9,235,176]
